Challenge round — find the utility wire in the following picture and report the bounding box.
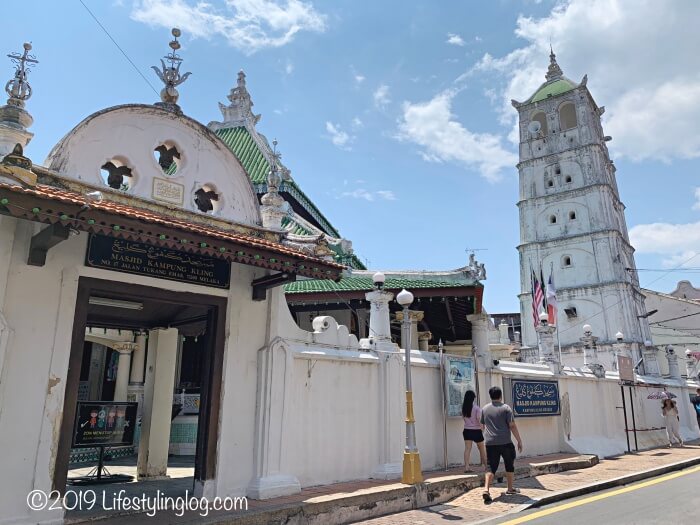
[78,0,160,97]
[557,251,700,336]
[649,310,700,326]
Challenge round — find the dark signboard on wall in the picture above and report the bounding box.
[72,402,138,448]
[511,379,560,417]
[86,234,230,289]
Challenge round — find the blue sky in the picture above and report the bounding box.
[4,0,700,312]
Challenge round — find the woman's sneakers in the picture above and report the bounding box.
[482,491,492,504]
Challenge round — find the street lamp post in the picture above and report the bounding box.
[397,288,422,484]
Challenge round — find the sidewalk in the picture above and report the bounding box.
[358,442,700,525]
[65,453,589,524]
[63,444,700,525]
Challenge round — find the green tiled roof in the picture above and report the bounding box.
[281,216,313,236]
[529,78,577,103]
[216,127,271,184]
[216,126,341,238]
[285,276,476,294]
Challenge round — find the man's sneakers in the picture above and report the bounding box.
[482,491,492,504]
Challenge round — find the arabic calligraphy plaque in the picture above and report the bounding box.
[152,177,185,205]
[86,234,230,289]
[511,379,560,417]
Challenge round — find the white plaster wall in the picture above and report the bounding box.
[0,222,243,525]
[44,105,261,226]
[285,356,379,485]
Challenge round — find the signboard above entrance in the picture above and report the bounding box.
[86,234,231,289]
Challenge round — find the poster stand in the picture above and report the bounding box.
[68,445,134,485]
[67,401,138,485]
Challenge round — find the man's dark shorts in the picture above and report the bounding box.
[486,443,516,474]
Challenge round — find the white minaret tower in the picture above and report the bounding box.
[513,51,651,365]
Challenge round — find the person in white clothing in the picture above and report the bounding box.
[662,398,683,447]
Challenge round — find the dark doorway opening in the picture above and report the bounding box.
[53,277,227,495]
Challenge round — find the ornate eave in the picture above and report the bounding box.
[0,168,343,280]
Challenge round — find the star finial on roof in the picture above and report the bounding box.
[545,46,563,81]
[151,28,191,108]
[5,42,38,107]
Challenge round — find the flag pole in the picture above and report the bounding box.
[551,261,563,368]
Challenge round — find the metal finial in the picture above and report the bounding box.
[5,42,38,106]
[545,46,563,81]
[151,28,191,106]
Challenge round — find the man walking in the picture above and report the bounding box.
[692,387,700,435]
[480,386,523,503]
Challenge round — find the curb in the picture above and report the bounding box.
[526,454,700,510]
[64,455,598,525]
[201,455,598,525]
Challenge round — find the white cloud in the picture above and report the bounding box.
[693,188,700,211]
[446,33,465,46]
[373,84,391,109]
[130,0,327,54]
[630,222,700,268]
[474,36,482,43]
[341,189,396,201]
[375,190,396,201]
[661,251,699,269]
[285,60,294,74]
[396,90,517,182]
[474,0,700,161]
[355,74,365,85]
[325,121,353,150]
[351,117,363,129]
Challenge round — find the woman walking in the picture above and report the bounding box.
[462,390,486,472]
[662,398,683,447]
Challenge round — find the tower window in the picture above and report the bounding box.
[564,307,578,319]
[562,255,572,267]
[565,175,572,183]
[549,215,557,224]
[559,102,577,130]
[547,179,554,188]
[531,111,548,136]
[555,167,561,175]
[569,211,577,220]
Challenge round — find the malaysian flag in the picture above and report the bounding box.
[532,270,545,328]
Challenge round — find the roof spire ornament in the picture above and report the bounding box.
[216,69,261,127]
[5,42,38,107]
[151,28,191,110]
[0,42,37,159]
[260,139,288,230]
[545,46,563,81]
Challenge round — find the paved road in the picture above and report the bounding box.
[490,465,700,524]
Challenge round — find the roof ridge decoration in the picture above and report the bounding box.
[260,139,289,230]
[152,28,191,112]
[217,70,261,128]
[0,143,36,186]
